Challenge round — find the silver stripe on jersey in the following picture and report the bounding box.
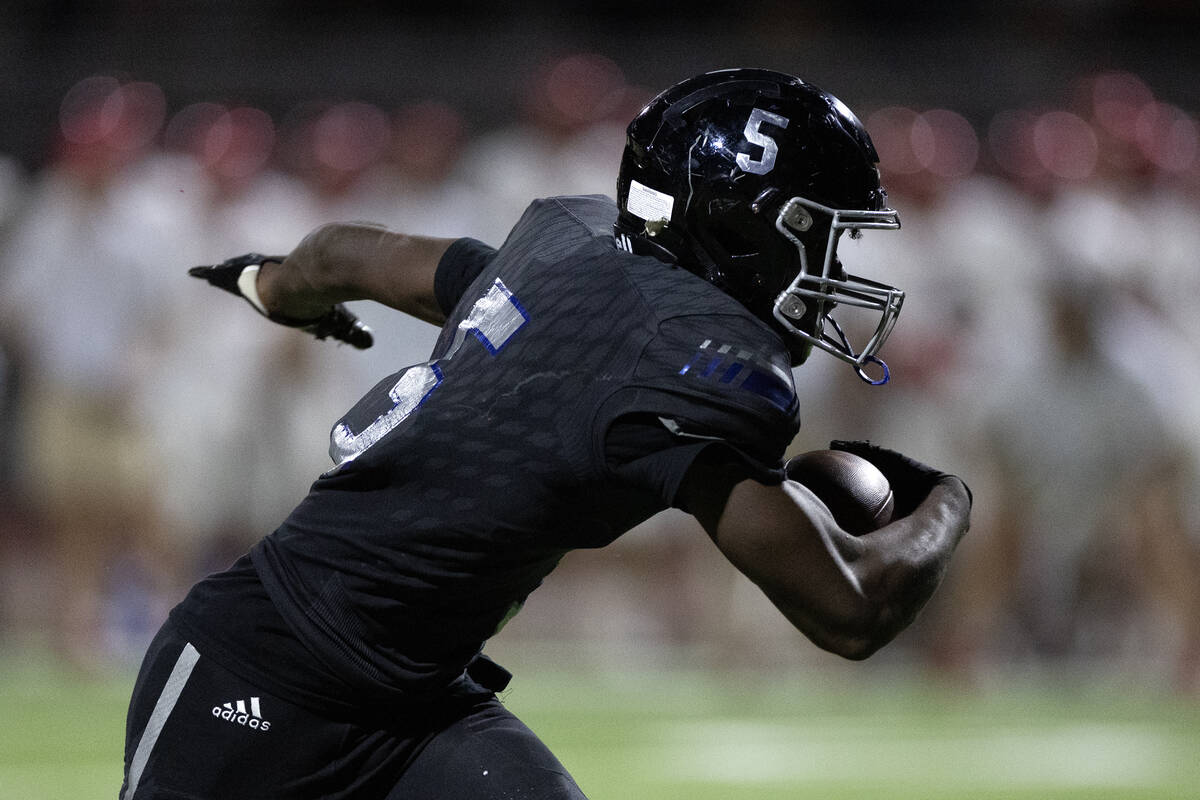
[123,642,201,800]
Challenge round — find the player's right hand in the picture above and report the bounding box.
[828,440,971,517]
[188,252,284,300]
[189,253,373,349]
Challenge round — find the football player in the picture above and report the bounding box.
[121,69,971,799]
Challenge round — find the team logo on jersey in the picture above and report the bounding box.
[212,696,272,732]
[679,339,796,412]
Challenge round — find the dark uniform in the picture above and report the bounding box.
[121,195,801,799]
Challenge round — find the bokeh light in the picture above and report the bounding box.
[1136,101,1199,172]
[1033,110,1098,180]
[868,106,926,175]
[313,101,391,174]
[988,108,1046,180]
[915,109,979,178]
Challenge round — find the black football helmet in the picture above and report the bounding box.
[615,68,903,383]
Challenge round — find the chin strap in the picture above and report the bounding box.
[615,232,676,265]
[824,315,890,385]
[614,222,684,266]
[856,355,890,385]
[615,223,737,303]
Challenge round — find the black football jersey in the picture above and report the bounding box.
[234,196,801,704]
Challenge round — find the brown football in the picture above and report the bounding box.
[787,449,895,534]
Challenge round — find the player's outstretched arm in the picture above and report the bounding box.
[257,223,458,326]
[681,447,971,660]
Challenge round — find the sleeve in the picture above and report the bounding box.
[596,311,800,511]
[605,413,786,513]
[434,237,497,316]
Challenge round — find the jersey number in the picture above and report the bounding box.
[328,278,528,468]
[736,108,790,175]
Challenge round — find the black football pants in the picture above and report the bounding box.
[120,621,587,799]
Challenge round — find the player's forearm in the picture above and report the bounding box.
[708,480,894,660]
[257,223,455,325]
[762,477,969,660]
[841,477,972,655]
[692,460,970,660]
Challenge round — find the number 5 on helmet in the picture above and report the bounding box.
[188,253,373,349]
[614,68,903,384]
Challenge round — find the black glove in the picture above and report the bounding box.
[829,440,972,517]
[188,253,373,349]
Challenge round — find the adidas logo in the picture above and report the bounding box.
[211,697,272,731]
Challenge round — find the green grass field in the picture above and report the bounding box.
[3,650,1199,800]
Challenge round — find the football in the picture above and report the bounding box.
[786,449,895,534]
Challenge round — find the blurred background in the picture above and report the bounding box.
[1,1,1200,797]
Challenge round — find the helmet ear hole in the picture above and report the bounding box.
[700,200,763,258]
[706,225,758,259]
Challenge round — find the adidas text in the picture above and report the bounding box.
[212,697,271,731]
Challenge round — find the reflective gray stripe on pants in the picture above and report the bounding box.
[122,642,201,799]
